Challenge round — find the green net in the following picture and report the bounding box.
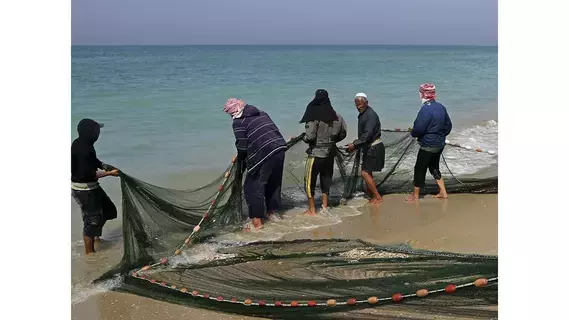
[97,130,498,318]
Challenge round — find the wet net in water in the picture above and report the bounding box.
[98,130,498,319]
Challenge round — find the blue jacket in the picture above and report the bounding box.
[411,100,452,148]
[232,105,287,173]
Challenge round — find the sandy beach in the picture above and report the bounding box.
[71,193,497,320]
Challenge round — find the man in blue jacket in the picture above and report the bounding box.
[406,84,453,203]
[224,98,287,230]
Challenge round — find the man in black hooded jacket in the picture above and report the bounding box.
[71,118,119,255]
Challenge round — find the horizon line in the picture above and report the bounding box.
[72,43,497,47]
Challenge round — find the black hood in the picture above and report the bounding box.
[300,89,338,123]
[77,118,102,144]
[241,105,261,117]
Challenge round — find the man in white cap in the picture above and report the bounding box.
[345,93,385,204]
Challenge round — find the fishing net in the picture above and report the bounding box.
[98,129,498,319]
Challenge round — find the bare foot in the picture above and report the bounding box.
[304,209,317,216]
[434,193,448,199]
[252,218,263,229]
[369,198,384,205]
[405,195,419,203]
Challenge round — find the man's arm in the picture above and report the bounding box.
[303,121,318,144]
[233,121,248,160]
[411,107,430,138]
[443,109,453,136]
[352,115,375,149]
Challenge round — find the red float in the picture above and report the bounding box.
[307,301,317,307]
[347,298,357,305]
[258,300,266,306]
[445,284,457,293]
[392,293,403,302]
[290,301,299,307]
[217,296,223,301]
[275,301,282,307]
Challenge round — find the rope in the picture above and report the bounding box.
[130,270,497,308]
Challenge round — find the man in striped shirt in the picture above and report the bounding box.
[224,98,287,230]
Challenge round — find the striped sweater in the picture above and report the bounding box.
[232,105,287,173]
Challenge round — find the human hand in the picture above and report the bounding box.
[109,169,120,177]
[345,144,356,153]
[102,163,117,171]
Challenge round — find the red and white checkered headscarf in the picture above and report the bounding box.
[419,83,436,101]
[223,98,246,118]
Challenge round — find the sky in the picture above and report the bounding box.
[72,0,497,45]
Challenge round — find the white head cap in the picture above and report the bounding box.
[355,92,368,99]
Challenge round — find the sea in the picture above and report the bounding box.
[71,45,498,302]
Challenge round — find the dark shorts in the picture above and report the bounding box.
[72,187,117,238]
[361,142,385,173]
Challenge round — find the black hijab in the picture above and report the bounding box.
[299,89,338,123]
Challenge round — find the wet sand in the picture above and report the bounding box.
[72,194,497,320]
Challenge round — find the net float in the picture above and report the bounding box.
[232,156,237,163]
[203,293,209,299]
[392,293,403,302]
[307,301,317,307]
[141,265,151,271]
[367,296,379,304]
[258,300,266,306]
[217,296,224,301]
[191,290,199,296]
[231,298,237,302]
[174,249,181,255]
[218,185,224,191]
[160,257,168,264]
[476,148,483,152]
[290,301,299,307]
[347,298,357,305]
[416,289,429,297]
[184,238,191,244]
[224,171,230,178]
[160,281,166,286]
[170,285,176,289]
[244,299,252,305]
[275,301,283,307]
[445,284,457,293]
[193,225,200,232]
[180,288,187,293]
[474,278,489,287]
[327,299,336,307]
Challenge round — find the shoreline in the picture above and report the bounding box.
[72,193,497,320]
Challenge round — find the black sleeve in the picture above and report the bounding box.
[353,114,376,148]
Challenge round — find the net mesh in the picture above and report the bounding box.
[98,130,498,318]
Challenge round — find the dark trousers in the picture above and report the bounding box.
[413,148,443,188]
[244,151,285,219]
[304,156,334,198]
[72,187,117,237]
